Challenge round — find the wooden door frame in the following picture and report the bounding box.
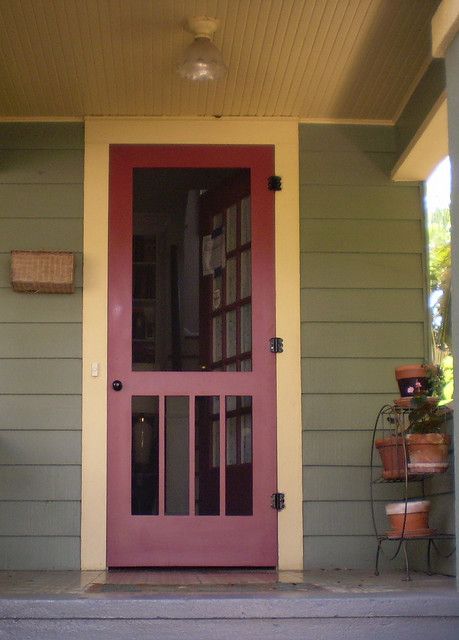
[82,117,303,570]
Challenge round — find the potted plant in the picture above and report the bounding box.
[375,365,451,478]
[404,391,451,474]
[385,499,433,538]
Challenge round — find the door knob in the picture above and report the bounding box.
[112,380,123,391]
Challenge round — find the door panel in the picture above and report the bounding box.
[107,145,277,567]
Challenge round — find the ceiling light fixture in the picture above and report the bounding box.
[177,16,227,81]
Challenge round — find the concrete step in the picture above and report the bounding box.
[1,592,459,639]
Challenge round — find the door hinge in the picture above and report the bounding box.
[268,175,282,191]
[271,493,285,511]
[270,337,284,353]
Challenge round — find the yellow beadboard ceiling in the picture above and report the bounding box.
[0,0,440,121]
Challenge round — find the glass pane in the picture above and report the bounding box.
[226,417,237,465]
[195,396,220,515]
[240,414,252,463]
[240,197,251,244]
[212,272,222,310]
[132,167,250,372]
[213,213,223,230]
[226,205,237,252]
[165,396,189,515]
[132,396,159,515]
[240,250,251,298]
[240,358,252,371]
[226,397,253,515]
[226,257,237,304]
[240,304,252,354]
[226,310,237,358]
[213,315,222,363]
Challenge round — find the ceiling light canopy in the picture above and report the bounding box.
[177,16,227,81]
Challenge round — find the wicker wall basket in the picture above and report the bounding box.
[10,251,75,294]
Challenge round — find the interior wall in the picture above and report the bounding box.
[0,122,83,569]
[299,123,427,568]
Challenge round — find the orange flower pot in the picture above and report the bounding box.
[375,436,408,480]
[405,433,451,474]
[395,364,427,397]
[385,500,433,538]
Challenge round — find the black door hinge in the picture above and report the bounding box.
[271,493,285,511]
[270,337,284,353]
[268,175,282,191]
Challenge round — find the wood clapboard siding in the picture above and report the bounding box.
[0,289,82,323]
[0,218,83,250]
[301,323,424,358]
[1,395,81,429]
[0,537,80,570]
[300,185,423,220]
[303,536,406,571]
[0,466,81,500]
[302,467,421,502]
[300,123,426,569]
[0,184,83,218]
[0,123,83,569]
[0,502,80,536]
[300,289,425,322]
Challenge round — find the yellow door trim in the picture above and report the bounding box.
[82,117,303,570]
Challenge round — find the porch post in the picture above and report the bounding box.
[443,26,459,586]
[445,34,459,586]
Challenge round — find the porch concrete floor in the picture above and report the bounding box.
[0,568,456,596]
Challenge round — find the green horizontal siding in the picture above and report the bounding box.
[301,323,424,358]
[0,184,83,218]
[301,220,422,253]
[299,124,398,153]
[0,502,80,536]
[0,218,82,251]
[302,430,372,467]
[0,466,81,500]
[303,536,405,570]
[0,149,83,183]
[0,431,81,465]
[300,123,426,570]
[300,185,422,220]
[0,537,80,570]
[302,467,421,501]
[299,151,400,186]
[301,358,419,395]
[0,123,83,570]
[302,394,399,430]
[1,395,81,429]
[0,289,82,322]
[300,253,423,288]
[303,501,386,536]
[0,360,81,394]
[0,324,82,358]
[300,289,424,322]
[0,123,84,149]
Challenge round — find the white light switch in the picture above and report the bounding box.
[91,362,100,377]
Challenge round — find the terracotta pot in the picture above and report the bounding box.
[395,364,427,397]
[375,436,408,480]
[405,433,451,474]
[393,396,439,409]
[385,499,433,538]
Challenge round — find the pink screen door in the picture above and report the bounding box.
[107,144,277,567]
